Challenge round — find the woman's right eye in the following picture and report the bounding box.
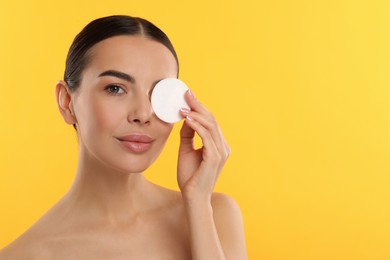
[105,85,125,95]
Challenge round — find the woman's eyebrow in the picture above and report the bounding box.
[98,70,135,83]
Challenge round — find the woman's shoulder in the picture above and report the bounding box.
[155,186,242,218]
[211,192,246,252]
[211,192,243,215]
[0,202,72,259]
[0,231,52,260]
[160,188,244,228]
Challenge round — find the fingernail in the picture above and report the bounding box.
[188,89,195,98]
[186,115,193,121]
[180,107,190,114]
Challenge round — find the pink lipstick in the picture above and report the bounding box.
[116,134,154,153]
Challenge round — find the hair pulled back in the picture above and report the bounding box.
[64,15,179,91]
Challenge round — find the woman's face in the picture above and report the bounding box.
[71,35,178,174]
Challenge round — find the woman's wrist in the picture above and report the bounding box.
[181,189,212,207]
[182,193,227,260]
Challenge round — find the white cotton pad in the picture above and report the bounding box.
[151,78,190,123]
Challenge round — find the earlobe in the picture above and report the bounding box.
[55,80,77,125]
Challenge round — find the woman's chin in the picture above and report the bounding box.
[110,164,151,175]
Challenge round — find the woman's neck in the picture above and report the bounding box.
[63,148,159,225]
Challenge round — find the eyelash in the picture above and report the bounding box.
[105,84,126,95]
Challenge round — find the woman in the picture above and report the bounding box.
[0,15,246,259]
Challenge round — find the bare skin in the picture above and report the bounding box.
[0,36,247,259]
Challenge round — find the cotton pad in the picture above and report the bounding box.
[151,78,190,123]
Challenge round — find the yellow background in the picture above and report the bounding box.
[1,0,389,259]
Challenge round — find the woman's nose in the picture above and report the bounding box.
[128,94,153,125]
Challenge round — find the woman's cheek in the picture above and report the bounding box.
[93,99,125,130]
[158,122,174,143]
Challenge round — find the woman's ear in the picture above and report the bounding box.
[55,80,77,125]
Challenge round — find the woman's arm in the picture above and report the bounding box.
[184,192,247,260]
[178,90,247,260]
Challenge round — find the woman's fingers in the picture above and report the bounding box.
[177,89,231,197]
[181,109,230,160]
[179,118,196,154]
[179,90,231,178]
[181,90,231,161]
[184,89,210,115]
[183,116,220,162]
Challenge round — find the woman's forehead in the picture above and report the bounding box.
[85,35,178,75]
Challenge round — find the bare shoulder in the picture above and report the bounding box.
[0,232,51,260]
[211,192,244,220]
[0,204,64,260]
[211,192,247,259]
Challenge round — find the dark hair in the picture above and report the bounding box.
[64,15,179,92]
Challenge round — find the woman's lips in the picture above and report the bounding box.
[116,134,154,153]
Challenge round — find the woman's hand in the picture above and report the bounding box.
[177,89,231,202]
[177,90,246,260]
